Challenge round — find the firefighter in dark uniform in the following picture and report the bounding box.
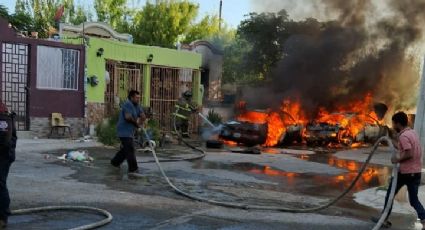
[174,91,197,140]
[0,102,17,229]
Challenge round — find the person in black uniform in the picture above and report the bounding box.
[0,102,17,229]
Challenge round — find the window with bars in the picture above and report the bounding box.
[36,46,79,90]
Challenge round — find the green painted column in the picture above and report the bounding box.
[192,70,202,106]
[142,64,151,107]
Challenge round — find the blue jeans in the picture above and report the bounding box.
[383,172,425,220]
[0,157,11,221]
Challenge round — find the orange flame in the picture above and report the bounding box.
[235,93,383,147]
[315,93,380,139]
[237,100,306,147]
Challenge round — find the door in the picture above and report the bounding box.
[105,61,143,117]
[1,43,29,131]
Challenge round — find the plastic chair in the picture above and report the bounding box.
[49,113,72,138]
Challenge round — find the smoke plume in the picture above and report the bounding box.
[246,0,425,118]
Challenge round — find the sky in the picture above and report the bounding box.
[2,0,252,27]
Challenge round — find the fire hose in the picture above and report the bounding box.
[140,112,400,230]
[11,206,113,230]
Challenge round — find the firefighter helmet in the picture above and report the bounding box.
[183,91,193,98]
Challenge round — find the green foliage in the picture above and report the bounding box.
[208,24,236,50]
[8,0,93,38]
[0,5,9,20]
[236,10,290,80]
[146,119,161,142]
[94,0,128,28]
[131,0,199,48]
[222,10,295,84]
[7,0,226,48]
[9,11,35,32]
[183,15,220,44]
[207,110,223,125]
[96,111,120,146]
[222,37,260,84]
[69,5,92,25]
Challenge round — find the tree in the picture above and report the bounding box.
[0,5,9,20]
[183,15,220,44]
[236,10,290,80]
[12,0,92,38]
[10,11,35,33]
[94,0,128,29]
[221,10,293,84]
[131,0,199,48]
[70,5,92,25]
[0,4,36,34]
[222,38,258,84]
[208,24,236,50]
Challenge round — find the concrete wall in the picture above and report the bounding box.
[30,117,85,138]
[87,102,105,126]
[183,42,223,102]
[196,45,223,101]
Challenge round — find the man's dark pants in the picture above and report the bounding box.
[383,172,425,220]
[0,156,11,222]
[111,137,138,172]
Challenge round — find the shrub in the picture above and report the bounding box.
[207,109,223,125]
[96,111,120,146]
[146,119,161,142]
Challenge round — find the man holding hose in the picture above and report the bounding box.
[111,90,146,174]
[374,112,425,229]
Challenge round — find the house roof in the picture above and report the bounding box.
[183,40,224,55]
[59,22,132,42]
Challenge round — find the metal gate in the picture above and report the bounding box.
[105,61,143,117]
[150,67,198,133]
[1,43,29,130]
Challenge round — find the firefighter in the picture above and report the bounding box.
[0,102,17,229]
[174,91,198,139]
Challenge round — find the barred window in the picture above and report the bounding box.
[36,46,79,90]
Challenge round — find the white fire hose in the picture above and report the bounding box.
[11,206,113,230]
[147,115,400,230]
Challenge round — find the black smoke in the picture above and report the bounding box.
[246,0,425,118]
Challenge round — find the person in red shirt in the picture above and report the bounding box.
[374,112,425,229]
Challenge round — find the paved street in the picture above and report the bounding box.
[4,139,423,229]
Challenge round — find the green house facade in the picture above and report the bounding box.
[60,22,202,132]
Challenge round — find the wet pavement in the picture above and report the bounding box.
[6,139,420,229]
[58,146,389,220]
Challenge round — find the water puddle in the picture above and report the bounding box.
[193,150,391,196]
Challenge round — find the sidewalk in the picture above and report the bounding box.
[335,147,425,215]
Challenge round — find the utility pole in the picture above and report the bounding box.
[219,0,223,31]
[415,56,425,164]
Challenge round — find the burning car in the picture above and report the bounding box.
[304,109,389,147]
[219,107,305,147]
[220,97,389,148]
[219,121,267,147]
[304,121,341,146]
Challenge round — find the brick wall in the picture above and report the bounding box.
[87,102,105,126]
[30,117,85,138]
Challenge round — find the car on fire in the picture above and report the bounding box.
[304,113,389,147]
[219,120,304,147]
